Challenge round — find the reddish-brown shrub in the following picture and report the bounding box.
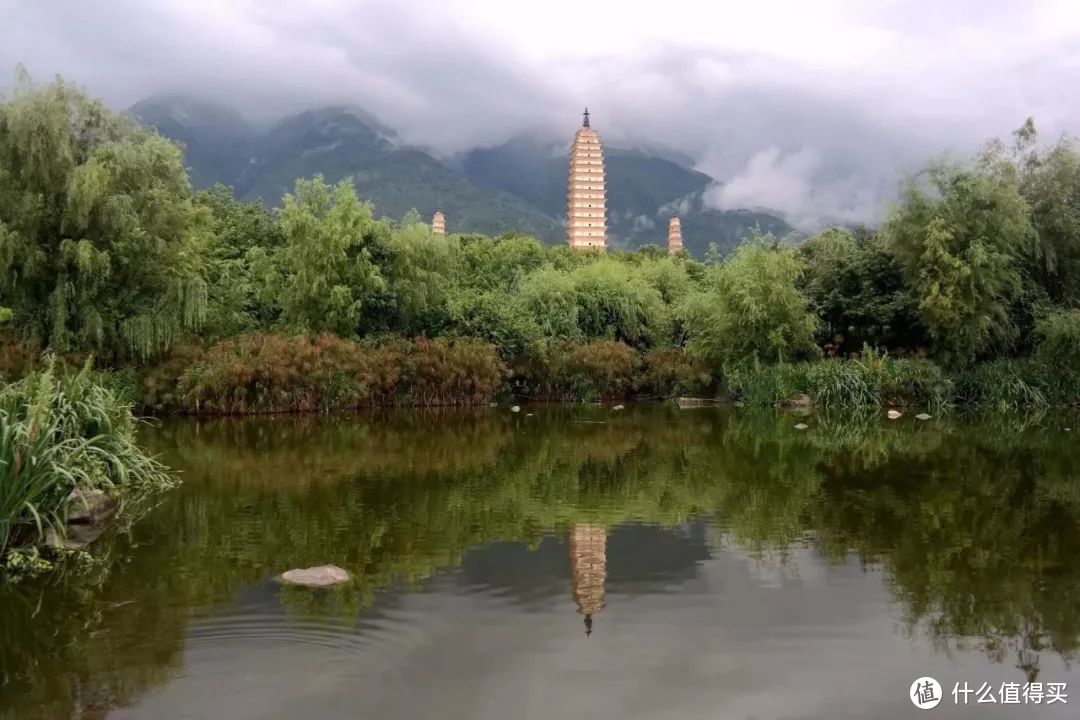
[399,337,507,406]
[643,348,716,398]
[170,333,506,414]
[540,340,641,401]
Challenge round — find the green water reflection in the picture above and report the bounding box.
[1,406,1079,718]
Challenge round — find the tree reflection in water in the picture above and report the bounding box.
[1,405,1079,718]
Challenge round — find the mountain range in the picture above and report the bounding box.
[130,95,793,257]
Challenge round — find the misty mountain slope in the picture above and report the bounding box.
[457,135,566,215]
[236,108,561,239]
[133,96,792,254]
[130,95,256,191]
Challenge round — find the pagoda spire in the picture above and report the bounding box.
[583,107,590,128]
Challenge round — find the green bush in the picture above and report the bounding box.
[681,238,819,367]
[1036,309,1080,368]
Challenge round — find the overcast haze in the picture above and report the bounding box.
[4,0,1080,228]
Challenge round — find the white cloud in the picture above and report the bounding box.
[703,147,887,230]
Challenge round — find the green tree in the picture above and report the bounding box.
[884,152,1031,365]
[371,220,460,336]
[449,288,544,361]
[0,69,210,359]
[258,176,386,336]
[195,185,284,339]
[571,258,668,348]
[680,236,819,366]
[515,266,581,344]
[1012,118,1080,306]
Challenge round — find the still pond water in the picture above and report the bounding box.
[2,406,1080,719]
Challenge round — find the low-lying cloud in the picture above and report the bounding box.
[4,0,1080,229]
[704,147,889,231]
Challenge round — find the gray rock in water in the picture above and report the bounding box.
[782,394,813,409]
[613,404,625,411]
[677,397,721,409]
[511,405,521,413]
[794,423,810,431]
[887,409,903,420]
[915,413,932,421]
[278,565,351,587]
[66,489,118,525]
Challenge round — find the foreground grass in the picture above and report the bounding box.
[0,360,175,567]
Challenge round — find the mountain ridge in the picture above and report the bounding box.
[131,95,794,255]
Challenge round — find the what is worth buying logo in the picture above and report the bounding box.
[911,677,943,709]
[910,676,1068,709]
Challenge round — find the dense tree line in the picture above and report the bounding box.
[2,72,1079,407]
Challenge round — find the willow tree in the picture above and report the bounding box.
[883,149,1031,365]
[0,68,210,360]
[680,236,819,367]
[252,176,385,336]
[1012,118,1080,306]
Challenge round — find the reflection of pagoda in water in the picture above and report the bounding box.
[569,524,607,636]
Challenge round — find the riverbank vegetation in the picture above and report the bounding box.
[2,71,1080,410]
[0,361,174,572]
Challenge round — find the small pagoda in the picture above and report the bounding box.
[667,216,683,254]
[431,210,446,236]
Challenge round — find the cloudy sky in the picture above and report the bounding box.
[4,0,1080,228]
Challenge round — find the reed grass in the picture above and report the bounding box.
[0,359,174,559]
[727,350,953,410]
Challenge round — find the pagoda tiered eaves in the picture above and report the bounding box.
[566,109,607,252]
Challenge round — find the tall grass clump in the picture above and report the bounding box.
[0,359,174,558]
[726,350,952,410]
[953,360,1050,409]
[726,360,810,408]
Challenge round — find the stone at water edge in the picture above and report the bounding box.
[794,423,809,431]
[887,410,903,420]
[278,565,351,587]
[782,394,813,409]
[66,489,118,525]
[613,404,625,411]
[511,405,521,413]
[915,413,932,421]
